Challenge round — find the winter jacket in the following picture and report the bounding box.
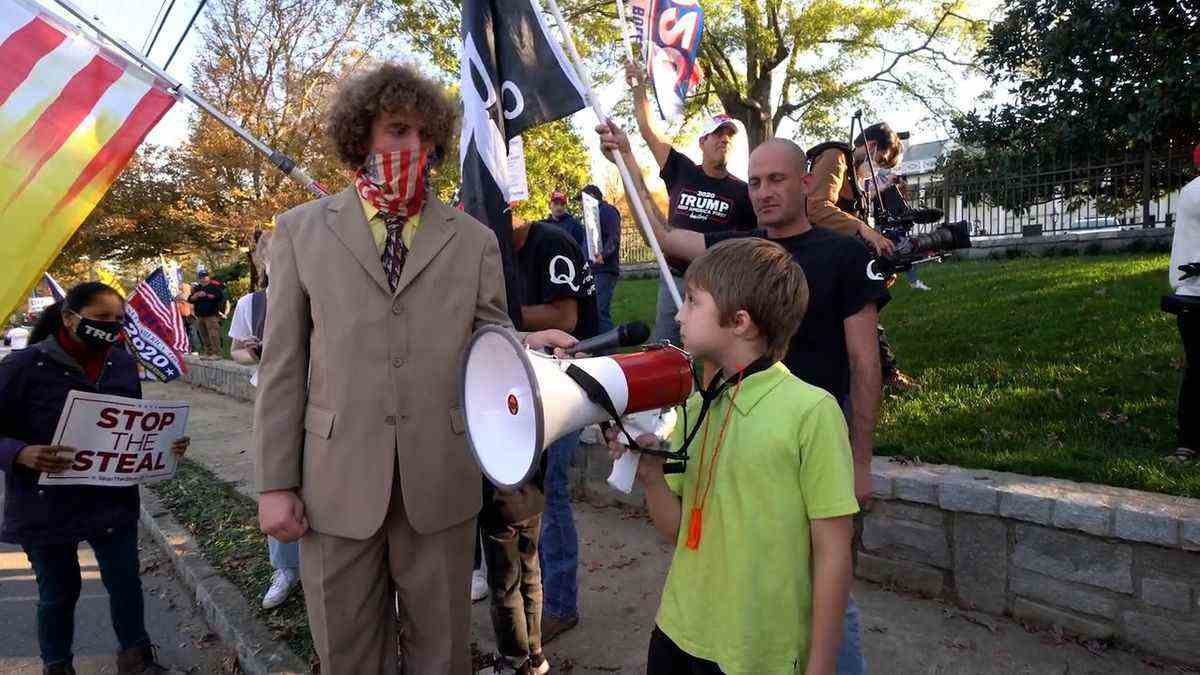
[0,336,142,545]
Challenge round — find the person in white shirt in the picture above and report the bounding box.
[5,324,31,350]
[228,231,300,607]
[1165,151,1200,463]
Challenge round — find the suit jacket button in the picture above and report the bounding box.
[385,415,397,425]
[392,305,402,315]
[392,357,404,368]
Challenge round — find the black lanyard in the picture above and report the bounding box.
[667,356,776,472]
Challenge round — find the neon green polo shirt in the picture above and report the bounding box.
[659,362,859,674]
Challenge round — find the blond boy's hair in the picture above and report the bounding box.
[683,238,809,359]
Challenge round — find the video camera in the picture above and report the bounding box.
[871,183,972,275]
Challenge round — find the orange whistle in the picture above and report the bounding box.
[686,507,703,550]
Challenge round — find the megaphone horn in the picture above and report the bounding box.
[462,326,693,489]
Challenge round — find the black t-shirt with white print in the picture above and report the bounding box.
[661,148,756,236]
[705,227,890,403]
[517,222,600,341]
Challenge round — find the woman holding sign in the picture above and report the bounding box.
[0,282,190,675]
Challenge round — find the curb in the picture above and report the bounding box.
[139,487,309,674]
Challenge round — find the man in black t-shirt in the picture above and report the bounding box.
[514,219,599,342]
[597,119,886,503]
[187,271,228,359]
[511,216,598,643]
[627,63,754,346]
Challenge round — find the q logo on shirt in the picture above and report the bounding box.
[549,255,580,291]
[866,259,885,282]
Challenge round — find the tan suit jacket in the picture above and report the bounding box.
[253,187,512,538]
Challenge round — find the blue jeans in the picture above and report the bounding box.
[652,275,686,346]
[594,271,619,334]
[23,525,150,667]
[538,432,580,619]
[836,596,868,674]
[268,536,299,571]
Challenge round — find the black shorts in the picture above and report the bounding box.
[647,625,723,674]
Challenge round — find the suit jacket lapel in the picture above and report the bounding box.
[325,187,392,295]
[393,198,456,298]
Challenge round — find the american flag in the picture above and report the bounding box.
[128,267,189,354]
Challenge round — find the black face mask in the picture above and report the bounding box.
[73,315,122,349]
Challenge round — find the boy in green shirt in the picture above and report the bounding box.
[610,237,859,674]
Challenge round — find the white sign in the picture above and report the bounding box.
[506,135,529,203]
[581,192,602,261]
[28,296,54,314]
[39,391,188,487]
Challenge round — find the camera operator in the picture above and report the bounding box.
[807,122,916,391]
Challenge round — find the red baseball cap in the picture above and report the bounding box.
[550,190,567,203]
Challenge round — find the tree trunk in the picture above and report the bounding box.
[717,72,775,152]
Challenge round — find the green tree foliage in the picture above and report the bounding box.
[945,0,1199,215]
[389,0,985,150]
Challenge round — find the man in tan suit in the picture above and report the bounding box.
[254,63,572,674]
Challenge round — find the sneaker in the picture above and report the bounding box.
[471,569,489,602]
[262,568,300,609]
[541,612,579,645]
[911,280,932,291]
[529,653,550,675]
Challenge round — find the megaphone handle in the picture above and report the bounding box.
[663,462,685,475]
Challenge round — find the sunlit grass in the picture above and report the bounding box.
[612,251,1198,497]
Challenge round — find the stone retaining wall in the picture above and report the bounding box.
[570,446,1200,664]
[180,356,256,402]
[179,357,1200,664]
[861,461,1200,663]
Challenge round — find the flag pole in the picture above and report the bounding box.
[543,0,683,311]
[51,0,328,198]
[613,0,637,65]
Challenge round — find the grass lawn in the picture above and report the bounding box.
[149,460,316,663]
[610,251,1200,498]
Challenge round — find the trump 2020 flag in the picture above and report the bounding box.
[630,0,704,121]
[0,0,176,325]
[460,0,587,327]
[125,268,189,382]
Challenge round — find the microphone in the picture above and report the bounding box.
[564,321,651,356]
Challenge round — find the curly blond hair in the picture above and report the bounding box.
[325,62,458,168]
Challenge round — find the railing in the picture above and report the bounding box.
[902,149,1197,238]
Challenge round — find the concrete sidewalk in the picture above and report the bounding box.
[0,480,231,673]
[146,380,1171,674]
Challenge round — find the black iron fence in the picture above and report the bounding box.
[617,148,1197,265]
[903,148,1197,239]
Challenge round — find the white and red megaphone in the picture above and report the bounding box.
[462,325,693,489]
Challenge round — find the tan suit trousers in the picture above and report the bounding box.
[299,468,475,674]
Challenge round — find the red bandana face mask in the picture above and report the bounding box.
[1194,144,1200,169]
[355,145,429,218]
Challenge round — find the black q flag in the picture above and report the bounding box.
[459,0,588,328]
